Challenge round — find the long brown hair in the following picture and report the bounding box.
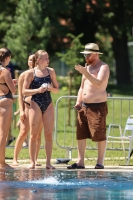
[0,48,12,64]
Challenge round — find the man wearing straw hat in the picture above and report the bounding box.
[67,43,110,169]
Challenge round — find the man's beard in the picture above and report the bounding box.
[87,58,95,65]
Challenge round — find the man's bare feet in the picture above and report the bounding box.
[27,163,35,169]
[0,163,14,169]
[12,161,19,166]
[46,164,56,169]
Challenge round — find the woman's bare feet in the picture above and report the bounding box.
[35,161,42,166]
[12,160,19,166]
[0,163,14,169]
[46,164,55,170]
[27,163,35,169]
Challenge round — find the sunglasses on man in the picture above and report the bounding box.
[84,54,92,58]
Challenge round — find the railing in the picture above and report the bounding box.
[54,96,133,159]
[7,95,133,161]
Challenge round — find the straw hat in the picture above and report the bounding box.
[80,43,103,54]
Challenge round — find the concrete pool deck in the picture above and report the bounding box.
[5,159,133,172]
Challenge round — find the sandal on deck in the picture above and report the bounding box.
[95,164,104,169]
[67,163,85,169]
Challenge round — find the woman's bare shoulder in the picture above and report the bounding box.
[19,71,26,78]
[20,69,33,77]
[47,67,55,75]
[24,68,34,77]
[47,67,54,71]
[1,67,10,75]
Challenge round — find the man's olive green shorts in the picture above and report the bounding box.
[76,102,108,142]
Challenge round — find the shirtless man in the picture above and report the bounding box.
[67,43,110,169]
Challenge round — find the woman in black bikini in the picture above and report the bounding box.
[12,54,43,167]
[0,48,16,169]
[23,50,59,169]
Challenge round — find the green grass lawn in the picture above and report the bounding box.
[5,84,133,166]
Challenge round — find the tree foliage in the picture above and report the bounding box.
[56,33,84,68]
[0,0,19,46]
[39,0,133,84]
[1,0,133,84]
[4,0,50,67]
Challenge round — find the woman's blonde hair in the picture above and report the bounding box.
[35,50,47,65]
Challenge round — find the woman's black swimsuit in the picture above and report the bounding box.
[0,82,13,100]
[23,96,30,106]
[29,68,52,114]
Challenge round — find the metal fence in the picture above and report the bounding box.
[54,96,133,160]
[7,95,133,162]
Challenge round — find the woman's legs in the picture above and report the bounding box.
[0,100,13,169]
[12,107,29,166]
[12,119,29,166]
[6,125,16,146]
[35,122,43,166]
[16,119,29,147]
[43,103,54,169]
[28,102,42,169]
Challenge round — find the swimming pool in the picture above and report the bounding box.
[0,169,133,199]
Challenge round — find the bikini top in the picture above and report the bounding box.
[0,67,12,93]
[0,82,11,92]
[29,68,52,90]
[0,82,8,86]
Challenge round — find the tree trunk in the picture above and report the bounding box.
[112,34,131,85]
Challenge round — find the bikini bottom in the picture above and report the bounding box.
[31,99,52,114]
[23,96,30,106]
[0,92,13,100]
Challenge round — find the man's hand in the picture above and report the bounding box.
[74,104,83,112]
[75,64,87,74]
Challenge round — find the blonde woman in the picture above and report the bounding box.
[0,47,16,169]
[23,50,59,169]
[12,54,43,167]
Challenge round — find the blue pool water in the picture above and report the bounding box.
[0,169,133,199]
